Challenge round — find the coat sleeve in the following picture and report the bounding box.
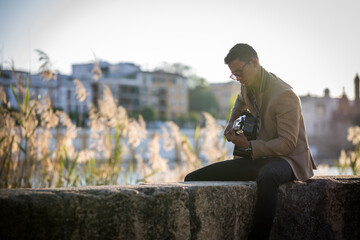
[251,90,301,158]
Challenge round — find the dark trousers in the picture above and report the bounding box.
[184,157,295,240]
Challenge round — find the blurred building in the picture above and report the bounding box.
[300,74,360,163]
[300,89,348,162]
[72,62,144,114]
[141,70,188,120]
[31,73,79,113]
[0,69,83,114]
[72,62,188,120]
[0,70,30,107]
[301,88,339,139]
[0,62,188,121]
[210,81,241,119]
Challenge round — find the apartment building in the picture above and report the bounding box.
[0,62,189,123]
[0,70,30,108]
[73,62,144,114]
[0,70,79,114]
[72,62,188,120]
[142,70,188,120]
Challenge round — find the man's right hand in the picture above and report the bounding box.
[224,121,234,142]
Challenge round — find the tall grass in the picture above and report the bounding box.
[0,54,231,188]
[337,126,360,175]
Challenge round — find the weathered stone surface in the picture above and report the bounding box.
[0,182,257,240]
[0,176,359,240]
[272,176,360,240]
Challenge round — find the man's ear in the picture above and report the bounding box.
[251,57,259,67]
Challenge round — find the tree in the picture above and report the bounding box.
[140,106,157,122]
[155,62,207,89]
[154,62,220,118]
[175,111,201,128]
[187,75,208,90]
[155,62,191,75]
[189,86,219,118]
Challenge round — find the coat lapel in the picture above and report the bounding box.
[241,67,271,130]
[242,85,257,118]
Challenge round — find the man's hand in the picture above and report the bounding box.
[226,130,250,149]
[224,121,234,142]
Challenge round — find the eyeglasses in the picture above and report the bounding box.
[230,59,251,80]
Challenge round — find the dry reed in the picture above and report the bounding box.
[0,52,231,188]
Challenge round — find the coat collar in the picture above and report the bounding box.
[259,67,270,93]
[241,67,270,115]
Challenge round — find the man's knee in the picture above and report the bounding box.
[184,172,196,181]
[259,159,295,186]
[256,169,280,187]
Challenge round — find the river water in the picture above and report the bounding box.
[53,126,351,177]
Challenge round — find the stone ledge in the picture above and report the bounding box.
[0,176,359,240]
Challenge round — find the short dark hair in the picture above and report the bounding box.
[224,43,258,64]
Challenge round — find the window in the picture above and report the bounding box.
[101,67,109,77]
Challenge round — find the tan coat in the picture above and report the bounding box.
[232,68,316,181]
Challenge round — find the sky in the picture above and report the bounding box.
[1,0,360,99]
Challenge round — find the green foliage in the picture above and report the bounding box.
[353,112,360,126]
[8,76,37,187]
[175,112,200,128]
[154,62,208,90]
[155,62,191,76]
[189,86,219,118]
[68,111,89,127]
[187,75,208,90]
[159,114,168,121]
[140,106,157,122]
[108,122,125,183]
[57,146,79,187]
[82,158,97,185]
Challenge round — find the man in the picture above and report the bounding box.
[184,43,316,240]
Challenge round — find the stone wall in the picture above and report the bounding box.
[0,176,359,240]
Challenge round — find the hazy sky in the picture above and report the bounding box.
[1,0,359,99]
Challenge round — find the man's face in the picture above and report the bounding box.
[228,58,257,87]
